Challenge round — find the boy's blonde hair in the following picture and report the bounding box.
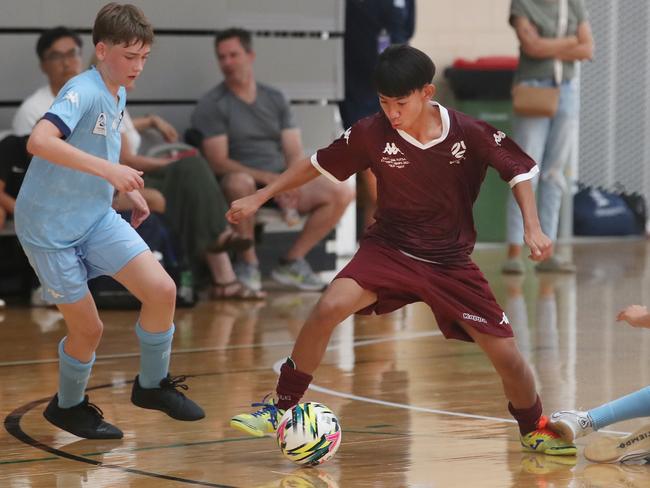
[92,3,154,47]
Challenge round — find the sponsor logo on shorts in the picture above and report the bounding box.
[47,288,64,299]
[462,312,487,324]
[499,312,510,325]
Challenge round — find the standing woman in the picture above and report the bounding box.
[503,0,593,274]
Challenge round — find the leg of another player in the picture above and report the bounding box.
[56,293,104,405]
[459,322,537,413]
[276,278,376,411]
[113,251,204,420]
[458,321,576,455]
[44,293,123,439]
[288,278,377,374]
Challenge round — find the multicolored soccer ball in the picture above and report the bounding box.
[276,402,342,466]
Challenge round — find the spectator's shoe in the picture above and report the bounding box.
[234,262,262,291]
[584,424,650,463]
[230,395,285,437]
[502,258,525,275]
[131,374,205,421]
[43,394,123,439]
[549,410,595,441]
[535,256,576,273]
[271,258,326,291]
[31,286,50,307]
[520,416,577,456]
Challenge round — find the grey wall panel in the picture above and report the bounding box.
[130,36,342,101]
[0,0,344,31]
[0,108,16,131]
[0,34,342,102]
[0,34,94,101]
[127,103,340,156]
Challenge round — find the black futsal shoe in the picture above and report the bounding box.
[43,394,123,439]
[131,374,205,421]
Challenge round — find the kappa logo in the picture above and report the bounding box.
[383,142,403,156]
[499,312,510,325]
[63,90,79,107]
[93,112,107,136]
[462,312,488,324]
[343,127,352,145]
[493,131,506,146]
[449,140,466,164]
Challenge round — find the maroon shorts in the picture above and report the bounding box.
[335,238,513,342]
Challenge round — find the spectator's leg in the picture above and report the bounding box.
[221,172,258,264]
[288,176,355,260]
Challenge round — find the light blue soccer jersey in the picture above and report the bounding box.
[15,67,126,249]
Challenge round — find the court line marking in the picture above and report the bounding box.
[0,331,437,368]
[272,334,631,437]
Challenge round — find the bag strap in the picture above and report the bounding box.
[554,0,569,85]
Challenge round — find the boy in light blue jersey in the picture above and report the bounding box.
[15,3,204,439]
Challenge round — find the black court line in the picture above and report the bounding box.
[4,378,240,487]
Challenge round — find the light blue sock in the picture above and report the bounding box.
[58,338,94,408]
[135,322,174,389]
[589,386,650,430]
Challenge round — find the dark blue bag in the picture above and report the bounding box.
[573,185,640,236]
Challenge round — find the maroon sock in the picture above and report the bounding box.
[276,359,313,410]
[508,395,542,435]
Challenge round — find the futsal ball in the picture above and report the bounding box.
[276,402,342,466]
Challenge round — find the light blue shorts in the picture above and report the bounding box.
[22,210,150,304]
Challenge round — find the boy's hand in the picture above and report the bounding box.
[524,228,553,261]
[616,305,650,328]
[106,165,144,192]
[124,190,150,229]
[226,192,266,224]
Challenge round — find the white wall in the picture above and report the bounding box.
[410,0,518,101]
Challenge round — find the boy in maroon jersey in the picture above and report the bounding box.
[227,45,575,455]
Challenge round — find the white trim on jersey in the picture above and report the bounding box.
[310,153,341,183]
[399,249,442,264]
[508,165,540,188]
[396,101,450,150]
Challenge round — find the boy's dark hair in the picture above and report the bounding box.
[36,27,82,61]
[215,27,253,52]
[373,44,436,97]
[92,2,154,47]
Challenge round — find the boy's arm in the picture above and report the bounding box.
[512,180,553,260]
[28,119,144,192]
[226,156,319,224]
[616,305,650,329]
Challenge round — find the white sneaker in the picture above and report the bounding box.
[233,262,262,291]
[549,410,595,441]
[271,258,326,291]
[585,424,650,464]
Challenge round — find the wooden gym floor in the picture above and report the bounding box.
[1,240,650,487]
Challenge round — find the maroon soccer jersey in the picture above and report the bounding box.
[312,103,538,263]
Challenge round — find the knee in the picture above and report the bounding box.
[73,319,104,348]
[310,296,347,328]
[142,275,177,309]
[221,172,256,198]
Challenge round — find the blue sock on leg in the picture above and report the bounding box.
[58,338,94,408]
[589,386,650,430]
[135,322,174,389]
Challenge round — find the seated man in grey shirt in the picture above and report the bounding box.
[192,28,354,291]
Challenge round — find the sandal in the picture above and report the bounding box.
[211,281,266,300]
[208,229,253,254]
